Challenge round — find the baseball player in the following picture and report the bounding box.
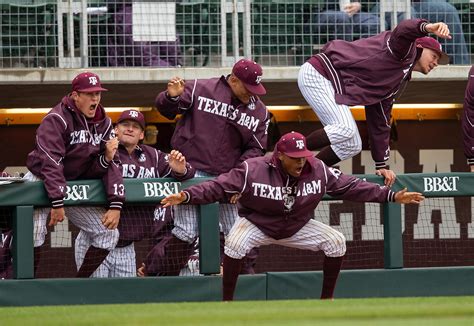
[75,110,194,277]
[298,18,451,186]
[25,72,124,277]
[162,131,424,301]
[137,212,198,277]
[462,66,474,172]
[154,59,270,274]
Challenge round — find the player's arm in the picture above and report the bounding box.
[324,164,424,204]
[239,107,269,162]
[34,114,68,223]
[365,99,396,186]
[154,78,197,120]
[389,19,451,60]
[157,149,195,181]
[161,162,249,207]
[101,159,125,229]
[462,66,474,171]
[87,120,118,175]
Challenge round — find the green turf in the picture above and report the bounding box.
[0,296,473,325]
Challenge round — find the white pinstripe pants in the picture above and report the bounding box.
[172,170,237,243]
[75,230,135,277]
[298,62,362,160]
[24,172,119,250]
[225,217,346,259]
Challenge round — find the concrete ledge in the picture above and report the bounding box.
[0,66,471,84]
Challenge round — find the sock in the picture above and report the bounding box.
[306,129,331,150]
[222,254,243,301]
[320,256,344,300]
[34,246,42,278]
[316,146,341,167]
[76,246,110,278]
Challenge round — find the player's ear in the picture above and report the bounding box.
[139,130,145,141]
[277,151,284,161]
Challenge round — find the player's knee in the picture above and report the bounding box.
[92,229,119,251]
[323,230,346,257]
[33,226,47,247]
[224,236,247,259]
[336,134,362,161]
[224,245,247,259]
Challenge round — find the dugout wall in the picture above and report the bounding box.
[0,173,473,306]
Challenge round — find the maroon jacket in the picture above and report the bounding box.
[182,152,396,240]
[155,76,269,175]
[462,66,474,167]
[308,19,429,169]
[117,144,194,241]
[26,96,124,209]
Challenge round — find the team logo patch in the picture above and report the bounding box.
[295,140,304,150]
[283,194,295,211]
[89,76,98,85]
[129,110,139,118]
[255,75,263,84]
[247,102,256,110]
[138,153,146,162]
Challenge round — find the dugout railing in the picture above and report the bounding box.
[0,173,473,305]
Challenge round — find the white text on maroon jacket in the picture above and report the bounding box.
[252,180,322,199]
[197,96,260,132]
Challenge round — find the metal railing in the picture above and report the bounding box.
[0,0,472,69]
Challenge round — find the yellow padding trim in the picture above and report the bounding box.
[0,104,464,125]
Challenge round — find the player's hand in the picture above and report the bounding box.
[105,137,119,163]
[167,77,185,98]
[168,150,187,175]
[425,22,451,39]
[229,193,241,204]
[101,209,121,229]
[343,2,361,16]
[470,165,474,172]
[161,191,187,208]
[137,263,146,277]
[394,188,425,204]
[49,207,65,226]
[376,168,396,187]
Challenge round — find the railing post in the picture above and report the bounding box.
[383,202,403,269]
[13,205,34,279]
[198,203,221,275]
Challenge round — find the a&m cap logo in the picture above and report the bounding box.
[255,75,263,84]
[296,140,304,150]
[129,110,139,118]
[89,76,98,85]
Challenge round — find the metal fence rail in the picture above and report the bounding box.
[1,0,472,69]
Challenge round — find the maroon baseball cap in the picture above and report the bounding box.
[276,131,313,158]
[117,110,146,129]
[415,37,449,65]
[232,59,266,95]
[72,72,108,93]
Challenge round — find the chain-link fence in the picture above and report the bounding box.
[1,0,472,69]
